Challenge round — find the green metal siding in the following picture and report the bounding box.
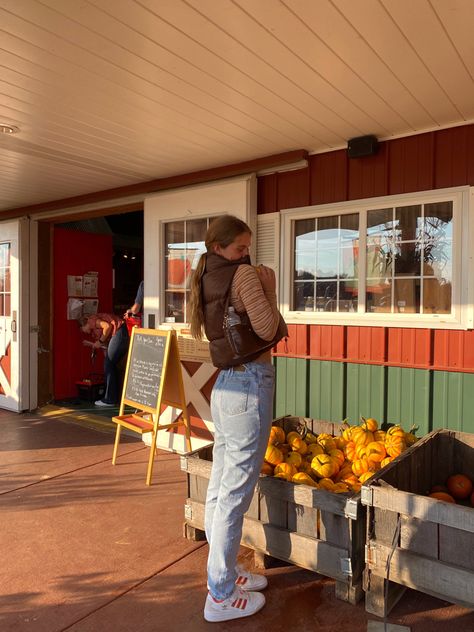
[432,371,474,433]
[308,360,344,421]
[274,357,308,418]
[345,363,385,425]
[386,367,431,436]
[273,358,474,436]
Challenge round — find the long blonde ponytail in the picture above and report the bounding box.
[189,253,207,340]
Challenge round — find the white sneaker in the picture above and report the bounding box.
[204,587,265,622]
[235,565,268,591]
[94,399,115,407]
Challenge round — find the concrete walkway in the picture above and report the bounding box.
[1,409,473,632]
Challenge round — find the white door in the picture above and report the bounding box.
[0,219,29,411]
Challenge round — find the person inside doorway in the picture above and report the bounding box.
[78,312,129,407]
[125,280,143,317]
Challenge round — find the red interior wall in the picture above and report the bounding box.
[53,228,113,399]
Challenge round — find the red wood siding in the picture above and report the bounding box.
[388,133,434,194]
[260,122,474,372]
[276,168,310,210]
[309,150,347,205]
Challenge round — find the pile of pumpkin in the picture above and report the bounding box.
[262,417,418,494]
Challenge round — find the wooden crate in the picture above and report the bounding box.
[181,415,366,604]
[361,428,474,617]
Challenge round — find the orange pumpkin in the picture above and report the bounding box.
[274,462,297,478]
[386,425,405,440]
[306,443,324,459]
[361,416,379,432]
[352,457,369,478]
[317,434,336,453]
[344,440,357,462]
[385,435,406,458]
[269,426,286,445]
[264,444,284,466]
[288,435,308,455]
[365,441,387,463]
[261,461,274,476]
[318,477,335,491]
[380,456,392,468]
[285,451,303,469]
[447,474,473,500]
[429,491,456,503]
[358,471,374,484]
[351,426,374,447]
[311,454,340,479]
[374,430,386,443]
[292,472,319,487]
[328,448,345,467]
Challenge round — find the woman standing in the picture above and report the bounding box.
[189,215,287,622]
[79,312,129,407]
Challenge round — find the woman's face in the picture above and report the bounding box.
[81,322,91,334]
[214,231,251,261]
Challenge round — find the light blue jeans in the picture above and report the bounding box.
[205,361,275,600]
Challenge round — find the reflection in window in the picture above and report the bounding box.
[0,243,11,317]
[367,202,452,314]
[293,214,359,312]
[164,218,210,323]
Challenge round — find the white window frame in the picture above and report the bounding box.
[143,175,257,329]
[280,186,474,330]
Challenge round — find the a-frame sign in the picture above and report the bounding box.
[112,328,191,485]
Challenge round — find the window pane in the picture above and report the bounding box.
[165,291,185,323]
[340,213,359,242]
[317,216,338,246]
[4,268,10,292]
[295,219,316,279]
[367,208,394,239]
[424,202,453,241]
[315,281,337,311]
[165,221,185,246]
[294,281,314,311]
[0,295,3,316]
[0,243,10,267]
[317,248,338,278]
[295,252,316,279]
[367,241,393,277]
[340,246,358,278]
[339,281,358,312]
[395,205,422,241]
[424,240,452,281]
[394,242,421,277]
[394,278,420,313]
[4,293,10,317]
[0,269,4,293]
[423,278,451,314]
[366,280,392,313]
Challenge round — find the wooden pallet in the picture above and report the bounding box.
[361,428,474,617]
[182,415,366,604]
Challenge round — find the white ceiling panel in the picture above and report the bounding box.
[0,0,473,213]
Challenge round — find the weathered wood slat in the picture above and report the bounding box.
[186,499,349,582]
[367,484,474,533]
[367,542,474,610]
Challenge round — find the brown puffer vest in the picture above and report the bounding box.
[201,252,285,368]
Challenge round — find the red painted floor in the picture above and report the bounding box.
[0,409,473,632]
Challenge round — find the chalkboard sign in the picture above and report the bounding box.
[124,332,166,409]
[112,328,192,485]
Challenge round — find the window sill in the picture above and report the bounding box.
[283,311,470,330]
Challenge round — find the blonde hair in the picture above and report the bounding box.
[189,215,251,340]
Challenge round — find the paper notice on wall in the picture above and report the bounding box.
[67,298,84,320]
[83,299,98,316]
[83,272,98,297]
[67,275,83,297]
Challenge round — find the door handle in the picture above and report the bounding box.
[11,320,17,333]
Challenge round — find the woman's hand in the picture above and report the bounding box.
[255,265,276,292]
[93,340,103,349]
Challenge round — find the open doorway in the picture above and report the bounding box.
[51,210,143,412]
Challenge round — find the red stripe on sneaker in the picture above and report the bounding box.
[241,598,248,610]
[236,576,247,585]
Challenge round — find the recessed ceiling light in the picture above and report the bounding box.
[0,124,20,134]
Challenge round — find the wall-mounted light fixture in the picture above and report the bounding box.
[0,124,20,134]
